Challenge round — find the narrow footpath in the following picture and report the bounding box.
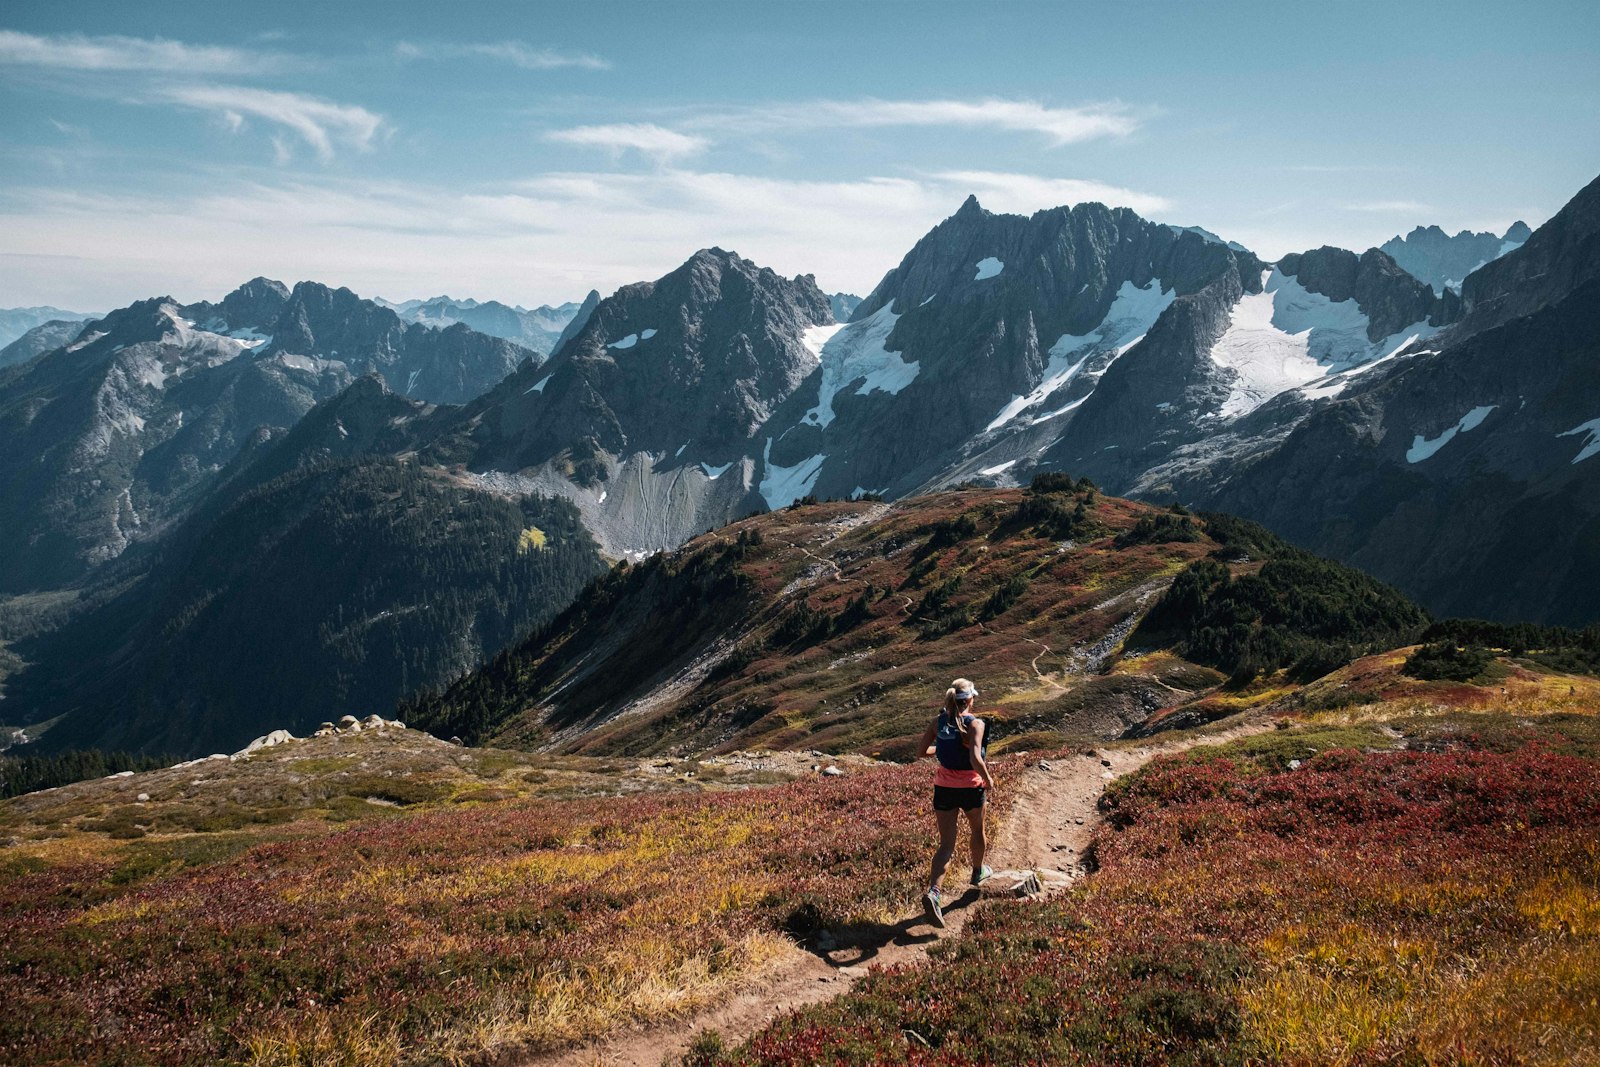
[522,717,1269,1067]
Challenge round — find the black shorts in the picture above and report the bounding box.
[933,785,986,812]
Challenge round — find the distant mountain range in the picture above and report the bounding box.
[0,305,98,349]
[2,171,1595,759]
[1380,221,1532,294]
[0,278,536,592]
[376,293,589,356]
[0,307,99,367]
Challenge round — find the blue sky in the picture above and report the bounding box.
[1,0,1596,311]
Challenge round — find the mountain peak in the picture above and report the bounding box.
[1504,220,1533,243]
[233,277,289,300]
[954,193,985,219]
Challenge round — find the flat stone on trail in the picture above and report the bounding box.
[979,869,1043,899]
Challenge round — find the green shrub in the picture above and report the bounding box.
[1403,641,1494,682]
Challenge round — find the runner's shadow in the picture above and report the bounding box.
[811,887,980,968]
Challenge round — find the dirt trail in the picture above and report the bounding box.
[520,716,1272,1067]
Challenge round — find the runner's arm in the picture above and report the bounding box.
[919,717,938,758]
[968,719,995,791]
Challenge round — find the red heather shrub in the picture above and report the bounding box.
[698,745,1600,1066]
[1,761,1006,1065]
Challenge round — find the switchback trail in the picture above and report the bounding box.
[518,715,1271,1067]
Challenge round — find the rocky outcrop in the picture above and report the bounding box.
[1277,246,1458,339]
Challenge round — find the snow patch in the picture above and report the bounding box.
[640,328,657,340]
[1559,417,1600,464]
[800,322,846,366]
[1214,269,1438,417]
[851,486,887,499]
[524,374,550,395]
[801,305,918,428]
[973,257,1003,281]
[987,279,1176,432]
[67,330,107,353]
[700,461,733,480]
[404,369,421,394]
[978,459,1017,476]
[918,293,937,307]
[608,333,639,350]
[1406,405,1497,463]
[760,437,826,509]
[226,327,272,349]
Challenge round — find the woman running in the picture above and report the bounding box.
[918,677,995,927]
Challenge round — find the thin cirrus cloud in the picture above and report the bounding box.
[546,123,709,161]
[0,28,297,75]
[1343,199,1433,214]
[394,40,610,70]
[683,97,1148,146]
[157,85,384,161]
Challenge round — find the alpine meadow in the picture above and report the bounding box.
[2,3,1598,1065]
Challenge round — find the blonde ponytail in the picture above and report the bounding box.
[944,678,977,736]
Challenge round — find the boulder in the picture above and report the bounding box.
[239,728,297,755]
[978,869,1043,899]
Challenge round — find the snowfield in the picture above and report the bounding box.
[760,438,826,509]
[801,305,919,429]
[986,279,1176,432]
[1213,269,1438,417]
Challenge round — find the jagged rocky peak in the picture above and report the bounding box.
[855,195,1257,333]
[1276,246,1458,338]
[1503,220,1534,243]
[269,280,404,357]
[551,288,601,355]
[530,248,833,452]
[217,276,290,329]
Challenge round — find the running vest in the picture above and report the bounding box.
[934,711,986,787]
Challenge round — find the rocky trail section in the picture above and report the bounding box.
[521,715,1271,1067]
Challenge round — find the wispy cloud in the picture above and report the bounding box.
[157,85,383,161]
[546,123,708,161]
[686,97,1147,146]
[1343,199,1433,214]
[395,40,610,71]
[0,167,1173,308]
[0,29,296,75]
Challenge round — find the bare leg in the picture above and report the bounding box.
[929,808,960,890]
[965,802,987,876]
